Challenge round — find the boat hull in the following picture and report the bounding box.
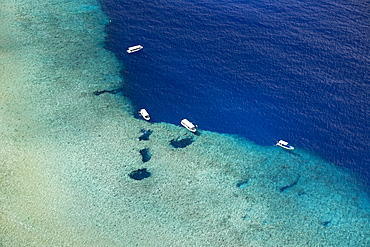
[127,45,143,53]
[276,144,294,150]
[276,140,294,150]
[139,109,150,121]
[181,119,197,132]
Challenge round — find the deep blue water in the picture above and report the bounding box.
[101,0,369,186]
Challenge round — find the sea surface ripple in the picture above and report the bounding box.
[102,0,370,186]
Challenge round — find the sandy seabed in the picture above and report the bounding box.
[1,0,369,246]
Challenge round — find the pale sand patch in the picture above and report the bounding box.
[0,1,124,245]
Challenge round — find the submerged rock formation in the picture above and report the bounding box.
[0,0,369,246]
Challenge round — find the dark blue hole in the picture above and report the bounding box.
[321,220,332,227]
[236,180,249,188]
[139,129,153,141]
[170,137,194,148]
[128,168,151,180]
[139,148,151,162]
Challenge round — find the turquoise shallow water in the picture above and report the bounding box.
[1,0,369,246]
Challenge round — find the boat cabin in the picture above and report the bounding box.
[127,45,143,53]
[139,109,150,121]
[181,119,197,132]
[276,140,294,150]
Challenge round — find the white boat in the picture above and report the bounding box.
[276,140,294,150]
[139,109,150,121]
[181,119,197,132]
[127,45,143,53]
